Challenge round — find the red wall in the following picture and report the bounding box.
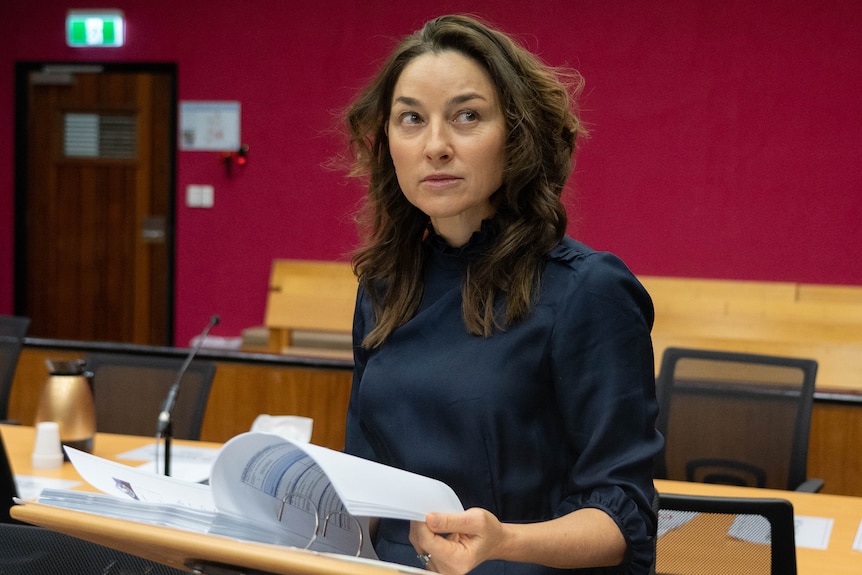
[2,1,861,345]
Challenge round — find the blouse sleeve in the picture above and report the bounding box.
[549,250,662,575]
[343,285,377,461]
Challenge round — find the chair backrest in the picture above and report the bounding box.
[0,523,188,574]
[656,492,797,575]
[0,315,30,421]
[655,347,817,490]
[1,431,21,524]
[85,353,216,440]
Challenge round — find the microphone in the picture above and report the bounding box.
[157,315,220,437]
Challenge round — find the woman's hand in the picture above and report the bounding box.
[409,506,626,573]
[409,508,504,574]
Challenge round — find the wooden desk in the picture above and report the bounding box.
[6,426,860,574]
[3,423,196,486]
[655,479,862,574]
[3,424,421,575]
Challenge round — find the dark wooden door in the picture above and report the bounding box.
[18,65,174,345]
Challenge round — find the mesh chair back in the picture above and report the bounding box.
[0,315,30,421]
[656,493,797,575]
[1,432,21,524]
[0,523,188,575]
[85,353,216,440]
[655,347,817,490]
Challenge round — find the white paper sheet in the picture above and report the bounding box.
[852,518,862,552]
[656,508,699,537]
[116,442,221,483]
[210,433,464,522]
[64,446,215,510]
[793,515,834,550]
[117,442,221,463]
[13,475,80,500]
[728,513,772,544]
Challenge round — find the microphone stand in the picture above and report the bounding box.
[157,315,219,476]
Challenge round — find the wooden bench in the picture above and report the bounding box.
[255,258,862,393]
[639,276,862,393]
[260,259,356,359]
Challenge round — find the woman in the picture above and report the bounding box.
[342,14,662,575]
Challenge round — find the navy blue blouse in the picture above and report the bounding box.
[345,225,662,574]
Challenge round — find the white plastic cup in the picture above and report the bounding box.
[32,421,64,469]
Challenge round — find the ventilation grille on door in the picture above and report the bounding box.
[63,113,137,159]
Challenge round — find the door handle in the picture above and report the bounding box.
[141,216,167,243]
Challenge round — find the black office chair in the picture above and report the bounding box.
[0,315,30,422]
[1,431,23,525]
[655,492,797,575]
[655,347,823,492]
[0,523,189,575]
[85,352,216,440]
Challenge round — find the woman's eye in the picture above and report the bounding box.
[455,110,478,123]
[399,112,422,125]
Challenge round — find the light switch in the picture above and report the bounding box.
[186,184,214,208]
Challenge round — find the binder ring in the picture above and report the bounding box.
[277,492,320,549]
[323,510,364,556]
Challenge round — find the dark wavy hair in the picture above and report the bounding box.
[346,14,584,348]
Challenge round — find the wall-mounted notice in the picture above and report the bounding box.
[179,101,241,151]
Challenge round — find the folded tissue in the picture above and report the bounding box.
[250,414,313,443]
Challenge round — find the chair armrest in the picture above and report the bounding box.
[795,478,824,492]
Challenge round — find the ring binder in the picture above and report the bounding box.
[323,510,364,557]
[34,431,463,563]
[276,493,318,550]
[274,493,364,557]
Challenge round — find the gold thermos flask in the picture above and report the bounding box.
[34,359,96,454]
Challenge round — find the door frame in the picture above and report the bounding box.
[13,61,178,346]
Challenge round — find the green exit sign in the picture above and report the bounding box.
[66,10,125,47]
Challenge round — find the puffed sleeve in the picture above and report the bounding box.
[549,249,661,575]
[343,285,377,461]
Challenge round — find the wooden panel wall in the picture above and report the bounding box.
[808,401,862,497]
[8,344,862,496]
[9,347,352,451]
[198,361,352,448]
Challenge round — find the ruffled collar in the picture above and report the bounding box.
[424,218,501,260]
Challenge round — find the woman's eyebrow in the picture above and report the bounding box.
[449,92,487,106]
[392,96,420,107]
[392,92,489,108]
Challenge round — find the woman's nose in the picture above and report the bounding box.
[424,122,452,161]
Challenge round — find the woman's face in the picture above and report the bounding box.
[388,50,507,247]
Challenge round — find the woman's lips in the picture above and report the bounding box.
[421,174,462,188]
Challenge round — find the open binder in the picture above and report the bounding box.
[12,431,463,574]
[11,502,428,575]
